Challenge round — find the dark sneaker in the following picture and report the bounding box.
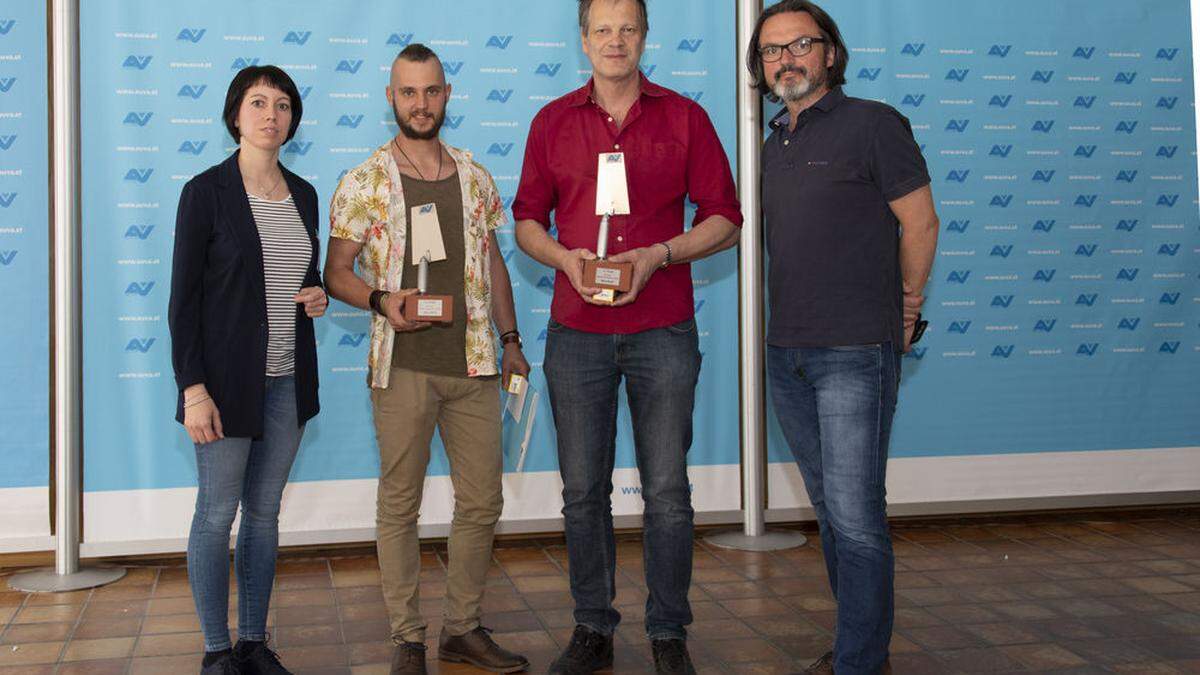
[802,651,834,674]
[233,640,290,675]
[201,650,242,674]
[439,626,529,672]
[651,639,696,675]
[390,640,428,675]
[548,625,613,675]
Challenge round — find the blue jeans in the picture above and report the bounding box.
[767,343,900,675]
[187,375,304,652]
[544,318,701,640]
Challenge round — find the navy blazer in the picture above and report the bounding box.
[168,151,321,437]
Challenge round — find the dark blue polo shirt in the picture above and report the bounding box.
[762,87,930,350]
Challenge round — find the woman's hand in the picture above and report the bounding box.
[183,384,224,444]
[295,286,328,318]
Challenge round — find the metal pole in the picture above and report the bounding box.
[707,0,805,552]
[10,0,124,593]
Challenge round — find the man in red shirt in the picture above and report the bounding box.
[513,2,741,673]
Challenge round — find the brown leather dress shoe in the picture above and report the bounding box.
[439,626,529,673]
[800,651,892,674]
[390,641,427,675]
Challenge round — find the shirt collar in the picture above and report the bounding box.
[767,86,846,129]
[566,71,668,107]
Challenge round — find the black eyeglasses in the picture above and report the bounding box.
[759,36,827,62]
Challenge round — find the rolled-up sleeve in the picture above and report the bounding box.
[686,103,743,229]
[512,109,556,228]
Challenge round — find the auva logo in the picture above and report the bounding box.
[945,119,969,132]
[1033,269,1056,282]
[857,68,881,81]
[487,89,513,103]
[1075,244,1097,257]
[0,193,16,208]
[1073,46,1096,59]
[1161,342,1181,354]
[1157,48,1180,60]
[948,320,971,334]
[907,347,927,359]
[1160,292,1181,305]
[125,281,155,296]
[124,169,153,183]
[1075,195,1097,207]
[945,68,969,82]
[1031,70,1054,83]
[388,33,414,47]
[992,295,1014,308]
[487,35,513,49]
[1114,72,1137,84]
[487,143,514,157]
[0,78,15,92]
[901,43,925,56]
[336,59,364,74]
[178,84,207,99]
[990,245,1013,258]
[283,31,312,45]
[1075,145,1096,158]
[444,115,464,129]
[0,135,15,151]
[178,140,207,155]
[338,333,367,347]
[1116,219,1138,231]
[901,94,925,107]
[947,219,969,233]
[989,94,1012,108]
[443,61,464,76]
[0,250,15,265]
[1116,169,1139,183]
[177,28,206,43]
[0,20,15,35]
[125,337,155,353]
[988,44,1012,57]
[990,144,1012,158]
[535,63,561,77]
[123,55,152,70]
[680,91,703,102]
[284,141,313,156]
[1032,170,1055,183]
[1117,268,1139,281]
[1157,97,1178,110]
[992,345,1015,358]
[124,112,153,126]
[1033,219,1056,232]
[537,275,554,290]
[1076,293,1098,306]
[1115,121,1138,134]
[677,38,703,52]
[1034,319,1057,332]
[1158,244,1180,256]
[231,57,260,69]
[1157,194,1179,207]
[125,225,154,240]
[946,170,969,183]
[990,194,1013,208]
[1157,145,1178,158]
[336,114,363,129]
[946,270,970,283]
[1077,343,1099,356]
[1074,96,1096,109]
[1118,318,1140,330]
[1032,120,1054,133]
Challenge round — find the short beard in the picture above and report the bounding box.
[772,65,826,102]
[393,105,444,140]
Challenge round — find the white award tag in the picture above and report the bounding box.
[595,152,631,216]
[410,203,448,264]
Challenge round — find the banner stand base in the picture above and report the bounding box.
[705,530,806,551]
[8,566,126,593]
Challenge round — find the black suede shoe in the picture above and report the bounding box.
[547,625,613,674]
[233,640,290,675]
[439,626,529,672]
[390,640,428,675]
[200,650,242,675]
[802,651,834,674]
[651,639,696,675]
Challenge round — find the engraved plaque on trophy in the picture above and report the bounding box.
[583,212,634,304]
[585,152,634,304]
[403,253,453,323]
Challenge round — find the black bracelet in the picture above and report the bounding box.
[368,289,387,315]
[498,329,519,341]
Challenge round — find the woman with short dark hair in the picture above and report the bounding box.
[168,65,326,675]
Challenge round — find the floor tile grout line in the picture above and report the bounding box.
[50,583,95,671]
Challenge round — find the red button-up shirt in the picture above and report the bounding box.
[513,75,742,334]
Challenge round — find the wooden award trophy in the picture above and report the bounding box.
[403,253,453,323]
[583,212,634,304]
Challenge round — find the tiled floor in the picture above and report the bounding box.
[3,508,1200,673]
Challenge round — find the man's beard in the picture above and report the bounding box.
[772,64,827,102]
[394,105,444,140]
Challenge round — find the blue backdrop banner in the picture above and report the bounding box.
[766,0,1200,505]
[0,0,51,546]
[79,0,740,543]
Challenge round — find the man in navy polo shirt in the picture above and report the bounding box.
[747,2,940,673]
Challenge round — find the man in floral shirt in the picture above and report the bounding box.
[324,44,529,675]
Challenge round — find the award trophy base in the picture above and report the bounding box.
[404,295,453,323]
[584,259,633,306]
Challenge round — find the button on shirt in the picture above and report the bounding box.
[762,87,930,349]
[513,74,742,334]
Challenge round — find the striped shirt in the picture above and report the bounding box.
[248,194,312,376]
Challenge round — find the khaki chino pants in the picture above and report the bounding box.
[370,367,503,643]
